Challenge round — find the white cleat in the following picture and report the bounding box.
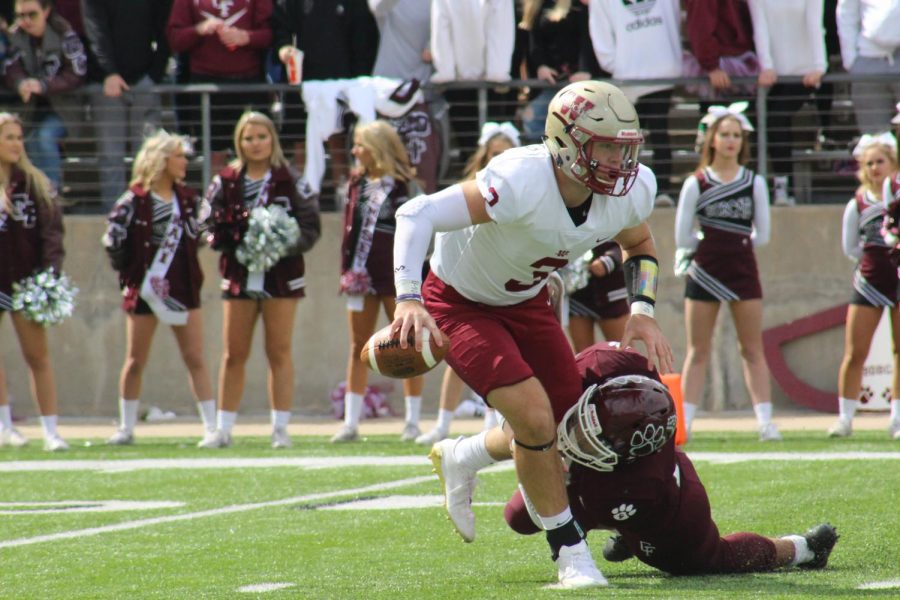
[197,429,232,449]
[271,427,292,449]
[548,540,608,590]
[415,427,447,446]
[400,422,421,442]
[429,437,477,543]
[330,425,359,443]
[828,419,852,438]
[107,428,134,446]
[889,421,900,440]
[758,422,782,442]
[0,427,28,448]
[43,435,69,452]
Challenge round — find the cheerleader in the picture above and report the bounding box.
[102,130,216,447]
[0,112,68,451]
[204,112,321,449]
[674,104,779,441]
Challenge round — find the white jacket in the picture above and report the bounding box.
[836,0,899,70]
[430,0,514,82]
[749,0,827,76]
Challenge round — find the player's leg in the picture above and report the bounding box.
[0,322,27,447]
[887,305,900,439]
[261,297,299,448]
[681,299,720,437]
[832,304,881,437]
[730,299,779,441]
[109,312,157,444]
[333,295,381,442]
[170,308,216,440]
[11,311,66,451]
[384,294,423,440]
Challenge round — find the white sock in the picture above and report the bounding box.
[483,408,498,430]
[783,534,814,565]
[404,395,422,426]
[890,399,900,425]
[0,404,12,430]
[452,431,496,471]
[217,410,237,434]
[197,400,217,433]
[344,392,364,428]
[435,408,454,434]
[271,409,291,429]
[838,397,858,423]
[120,398,140,432]
[683,402,698,430]
[40,414,58,438]
[753,402,773,427]
[538,506,573,531]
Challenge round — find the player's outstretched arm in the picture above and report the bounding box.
[616,223,674,373]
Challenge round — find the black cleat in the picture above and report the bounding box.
[799,523,839,569]
[601,535,634,563]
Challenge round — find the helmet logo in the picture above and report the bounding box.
[557,91,596,122]
[611,503,636,521]
[629,423,668,458]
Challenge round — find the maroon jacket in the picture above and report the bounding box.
[0,168,65,302]
[103,184,205,312]
[167,0,273,79]
[206,164,320,297]
[685,0,755,72]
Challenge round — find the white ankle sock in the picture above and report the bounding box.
[890,399,900,425]
[0,404,12,430]
[344,392,364,428]
[753,402,773,426]
[197,400,217,433]
[404,395,422,425]
[452,431,496,471]
[40,414,58,438]
[783,534,813,565]
[120,398,139,432]
[838,397,858,423]
[538,506,573,531]
[435,408,454,433]
[217,410,237,434]
[271,410,291,429]
[483,408,498,430]
[683,402,698,430]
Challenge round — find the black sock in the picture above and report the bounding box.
[546,518,585,560]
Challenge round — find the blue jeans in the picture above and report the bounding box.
[522,89,555,145]
[25,113,66,187]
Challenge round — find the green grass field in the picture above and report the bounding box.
[1,431,898,599]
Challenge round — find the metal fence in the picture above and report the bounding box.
[12,72,896,213]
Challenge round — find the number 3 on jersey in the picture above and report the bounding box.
[504,257,569,292]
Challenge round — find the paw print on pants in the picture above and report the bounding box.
[611,503,636,521]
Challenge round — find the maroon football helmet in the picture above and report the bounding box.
[558,375,677,472]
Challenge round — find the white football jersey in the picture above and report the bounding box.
[430,145,656,305]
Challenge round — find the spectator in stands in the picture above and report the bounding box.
[203,112,320,449]
[0,112,68,451]
[588,0,682,203]
[836,0,900,135]
[829,133,899,439]
[674,105,780,442]
[750,0,828,206]
[101,130,217,447]
[82,0,172,210]
[3,0,87,190]
[272,0,379,182]
[166,0,273,153]
[414,120,519,446]
[519,0,593,144]
[332,120,425,443]
[683,0,759,113]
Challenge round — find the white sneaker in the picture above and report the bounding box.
[429,437,477,543]
[271,427,292,449]
[773,176,795,206]
[107,428,134,446]
[197,429,232,448]
[400,423,421,442]
[549,540,608,590]
[415,427,447,446]
[44,435,69,452]
[828,419,852,438]
[759,422,783,442]
[0,427,28,448]
[654,193,675,208]
[330,424,359,443]
[889,421,900,440]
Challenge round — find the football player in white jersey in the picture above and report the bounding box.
[391,81,673,589]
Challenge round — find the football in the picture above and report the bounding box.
[361,324,451,378]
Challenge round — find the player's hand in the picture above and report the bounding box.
[392,300,444,353]
[620,314,674,374]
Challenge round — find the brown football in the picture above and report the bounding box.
[360,324,451,378]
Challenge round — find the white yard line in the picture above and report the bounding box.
[0,452,897,473]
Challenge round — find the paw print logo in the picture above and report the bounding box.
[859,386,873,404]
[611,503,636,521]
